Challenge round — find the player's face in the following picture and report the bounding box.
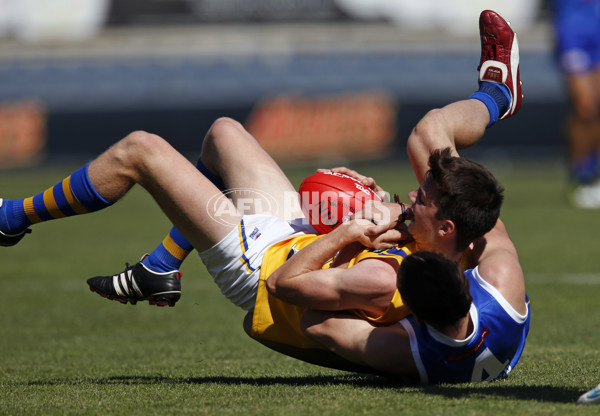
[407,179,444,250]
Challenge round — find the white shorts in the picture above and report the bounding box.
[197,215,315,311]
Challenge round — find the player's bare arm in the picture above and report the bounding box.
[301,310,418,382]
[266,220,398,313]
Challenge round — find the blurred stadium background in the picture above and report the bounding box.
[0,0,560,168]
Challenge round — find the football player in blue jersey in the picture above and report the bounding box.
[281,10,530,383]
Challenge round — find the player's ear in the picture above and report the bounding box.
[438,219,456,238]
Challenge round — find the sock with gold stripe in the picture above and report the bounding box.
[141,227,193,273]
[0,163,112,234]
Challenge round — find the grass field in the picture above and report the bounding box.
[1,158,600,415]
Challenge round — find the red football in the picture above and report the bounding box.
[298,171,381,234]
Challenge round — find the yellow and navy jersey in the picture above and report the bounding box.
[251,235,416,349]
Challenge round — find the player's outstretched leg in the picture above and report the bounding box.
[87,256,182,307]
[475,9,523,123]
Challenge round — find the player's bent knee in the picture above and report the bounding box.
[211,116,243,131]
[125,131,170,154]
[112,131,170,172]
[204,117,257,152]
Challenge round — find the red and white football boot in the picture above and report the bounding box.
[477,10,523,119]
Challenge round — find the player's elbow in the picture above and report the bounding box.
[265,270,296,300]
[265,273,279,297]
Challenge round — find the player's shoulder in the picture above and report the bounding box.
[474,220,524,294]
[477,252,523,284]
[472,259,528,316]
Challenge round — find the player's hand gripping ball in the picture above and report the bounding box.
[298,171,381,234]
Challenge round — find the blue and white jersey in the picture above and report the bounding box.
[400,266,530,384]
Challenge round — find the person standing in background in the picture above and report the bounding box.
[552,0,600,208]
[554,2,600,403]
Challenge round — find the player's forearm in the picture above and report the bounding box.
[302,310,372,364]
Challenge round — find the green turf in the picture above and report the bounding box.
[1,159,600,415]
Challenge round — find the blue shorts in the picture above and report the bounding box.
[553,1,600,74]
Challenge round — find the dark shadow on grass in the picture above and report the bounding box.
[104,374,403,387]
[23,375,583,403]
[420,383,584,404]
[24,374,403,388]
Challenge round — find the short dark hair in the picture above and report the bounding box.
[427,148,504,251]
[397,251,472,330]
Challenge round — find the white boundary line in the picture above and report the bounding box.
[526,274,600,285]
